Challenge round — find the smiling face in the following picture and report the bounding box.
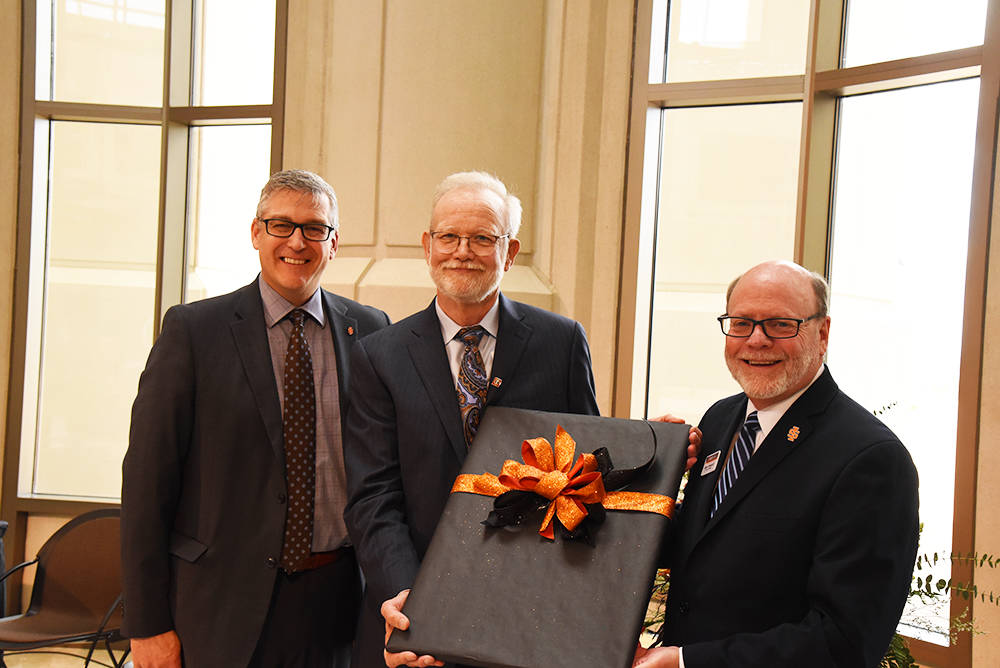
[724,261,830,409]
[422,188,520,318]
[251,188,338,306]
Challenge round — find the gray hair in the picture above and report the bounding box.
[432,171,522,238]
[726,265,830,317]
[256,169,339,231]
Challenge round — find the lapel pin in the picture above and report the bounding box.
[347,326,354,336]
[491,377,503,388]
[787,426,800,442]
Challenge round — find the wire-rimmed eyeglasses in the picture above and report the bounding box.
[429,232,509,256]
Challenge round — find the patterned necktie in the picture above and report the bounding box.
[281,309,316,571]
[712,411,760,517]
[455,326,488,448]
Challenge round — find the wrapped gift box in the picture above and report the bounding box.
[386,407,689,668]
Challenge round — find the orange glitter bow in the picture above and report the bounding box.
[452,425,675,540]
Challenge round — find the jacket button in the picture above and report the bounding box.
[266,557,276,568]
[278,493,286,504]
[679,602,690,615]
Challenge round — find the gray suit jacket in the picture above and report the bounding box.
[121,279,389,667]
[343,294,600,668]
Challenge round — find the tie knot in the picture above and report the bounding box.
[289,309,307,329]
[456,326,486,347]
[745,411,761,433]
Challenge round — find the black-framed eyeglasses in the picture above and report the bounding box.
[429,231,509,256]
[259,219,335,242]
[718,313,823,339]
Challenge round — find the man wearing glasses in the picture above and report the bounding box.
[122,170,390,668]
[634,260,919,668]
[342,171,601,668]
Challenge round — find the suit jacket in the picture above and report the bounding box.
[659,367,919,668]
[121,279,390,668]
[343,294,600,668]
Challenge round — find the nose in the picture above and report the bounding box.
[287,227,309,249]
[452,236,477,259]
[746,323,773,346]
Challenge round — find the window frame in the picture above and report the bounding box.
[618,1,1000,665]
[2,0,288,611]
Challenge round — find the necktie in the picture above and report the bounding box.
[712,411,760,517]
[281,309,316,571]
[455,326,488,448]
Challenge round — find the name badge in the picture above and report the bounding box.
[701,450,721,476]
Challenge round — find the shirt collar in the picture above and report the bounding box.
[435,296,500,343]
[259,277,326,329]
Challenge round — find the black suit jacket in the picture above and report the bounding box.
[121,279,390,668]
[343,294,600,668]
[660,367,919,668]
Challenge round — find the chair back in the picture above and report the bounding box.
[26,508,121,628]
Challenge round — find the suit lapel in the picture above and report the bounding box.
[407,302,468,461]
[693,400,746,537]
[231,282,285,466]
[486,293,529,406]
[322,290,357,422]
[701,368,839,534]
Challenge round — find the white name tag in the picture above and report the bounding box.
[701,450,721,476]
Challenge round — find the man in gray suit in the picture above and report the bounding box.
[343,172,601,668]
[121,170,390,668]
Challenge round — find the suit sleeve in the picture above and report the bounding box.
[343,338,423,605]
[120,306,195,639]
[682,439,919,668]
[566,320,600,417]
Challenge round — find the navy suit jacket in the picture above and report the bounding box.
[121,279,390,668]
[343,294,600,668]
[660,367,919,668]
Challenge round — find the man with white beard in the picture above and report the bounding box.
[342,172,601,668]
[633,260,919,668]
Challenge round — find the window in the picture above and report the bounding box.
[11,0,284,505]
[623,0,996,664]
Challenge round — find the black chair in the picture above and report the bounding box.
[0,508,128,667]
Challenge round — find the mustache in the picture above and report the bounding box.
[441,260,486,271]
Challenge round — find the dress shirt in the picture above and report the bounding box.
[435,297,501,386]
[259,279,349,551]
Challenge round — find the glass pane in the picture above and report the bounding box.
[186,125,272,302]
[192,0,276,106]
[843,0,988,67]
[644,103,800,421]
[43,0,166,105]
[24,121,161,499]
[661,0,810,83]
[828,78,980,645]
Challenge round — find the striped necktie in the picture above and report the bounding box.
[712,411,760,517]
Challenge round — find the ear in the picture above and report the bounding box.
[327,230,339,259]
[251,219,263,250]
[818,315,831,355]
[422,230,432,264]
[503,238,521,271]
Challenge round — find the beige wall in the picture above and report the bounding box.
[284,0,633,413]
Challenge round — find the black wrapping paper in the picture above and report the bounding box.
[386,407,689,668]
